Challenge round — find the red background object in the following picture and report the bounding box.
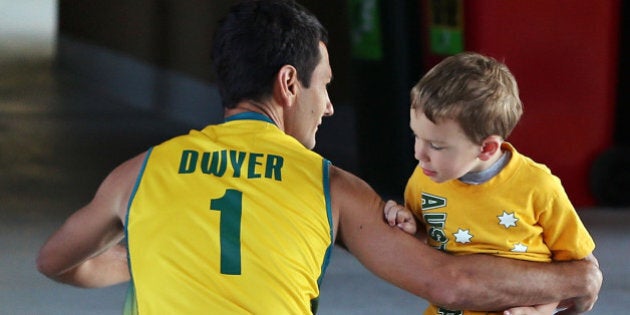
[423,0,620,206]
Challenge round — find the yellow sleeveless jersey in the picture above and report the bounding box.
[124,113,333,314]
[404,143,595,315]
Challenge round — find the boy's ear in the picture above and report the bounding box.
[273,65,298,108]
[478,136,503,161]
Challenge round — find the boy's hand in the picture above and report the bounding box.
[504,301,559,315]
[383,200,417,235]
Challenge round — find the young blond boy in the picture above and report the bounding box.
[385,52,597,315]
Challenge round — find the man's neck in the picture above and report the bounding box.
[225,101,284,130]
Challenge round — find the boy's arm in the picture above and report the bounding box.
[331,166,602,312]
[503,302,560,315]
[536,182,600,313]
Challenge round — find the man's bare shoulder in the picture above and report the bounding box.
[328,165,373,194]
[96,152,148,221]
[327,165,384,233]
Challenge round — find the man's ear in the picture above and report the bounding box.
[273,65,298,107]
[478,135,503,161]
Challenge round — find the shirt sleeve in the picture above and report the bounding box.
[536,176,596,261]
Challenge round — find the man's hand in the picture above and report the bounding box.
[554,254,602,314]
[566,254,602,313]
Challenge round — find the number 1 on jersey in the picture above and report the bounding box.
[210,189,242,275]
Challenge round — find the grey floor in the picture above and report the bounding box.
[1,2,629,314]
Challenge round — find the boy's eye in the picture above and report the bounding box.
[429,143,443,150]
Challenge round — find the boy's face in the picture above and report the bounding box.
[409,108,484,183]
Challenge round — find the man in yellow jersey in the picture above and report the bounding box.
[37,1,601,314]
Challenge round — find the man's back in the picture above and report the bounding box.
[125,113,334,314]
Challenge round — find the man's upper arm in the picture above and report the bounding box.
[330,166,455,304]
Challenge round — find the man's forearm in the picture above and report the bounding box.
[438,254,602,312]
[54,244,130,288]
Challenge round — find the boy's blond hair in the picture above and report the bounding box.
[410,52,523,144]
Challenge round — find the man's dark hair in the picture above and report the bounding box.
[212,0,329,109]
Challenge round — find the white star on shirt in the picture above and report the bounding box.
[498,211,518,228]
[453,229,473,244]
[511,243,528,253]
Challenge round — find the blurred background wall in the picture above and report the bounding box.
[53,0,627,207]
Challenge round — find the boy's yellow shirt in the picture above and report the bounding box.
[405,142,595,315]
